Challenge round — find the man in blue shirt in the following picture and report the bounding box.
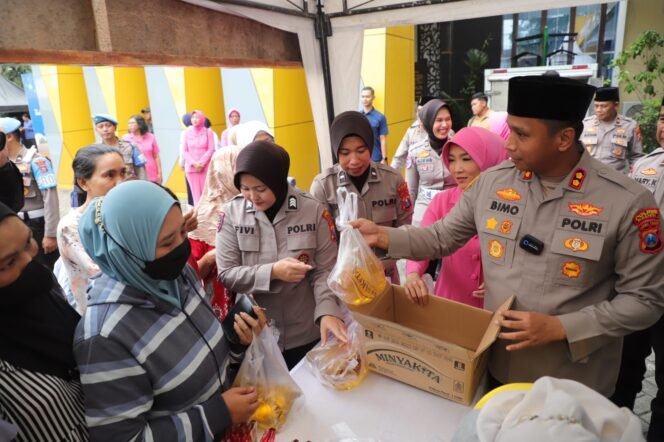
[20,113,36,148]
[360,86,389,163]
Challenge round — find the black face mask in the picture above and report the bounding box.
[142,238,191,281]
[0,260,54,306]
[0,161,25,213]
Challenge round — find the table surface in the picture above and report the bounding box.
[277,359,482,442]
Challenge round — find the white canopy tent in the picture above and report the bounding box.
[0,75,28,114]
[184,0,622,169]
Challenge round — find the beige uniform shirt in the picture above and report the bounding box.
[406,137,457,225]
[631,147,664,208]
[386,152,664,396]
[106,139,148,180]
[310,163,413,277]
[467,114,490,129]
[581,114,643,174]
[391,120,427,171]
[13,146,60,237]
[216,186,343,351]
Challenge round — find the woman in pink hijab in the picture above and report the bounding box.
[404,127,507,308]
[183,110,216,205]
[220,108,240,147]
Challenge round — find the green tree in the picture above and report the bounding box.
[611,30,664,152]
[0,65,31,89]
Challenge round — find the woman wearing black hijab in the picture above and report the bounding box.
[405,99,457,225]
[310,111,413,283]
[0,202,88,441]
[216,141,347,369]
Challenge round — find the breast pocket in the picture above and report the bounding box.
[549,231,605,287]
[610,136,628,159]
[238,235,260,252]
[287,234,318,267]
[373,206,397,226]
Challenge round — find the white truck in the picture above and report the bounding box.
[483,64,600,112]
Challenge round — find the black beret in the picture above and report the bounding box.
[508,76,596,122]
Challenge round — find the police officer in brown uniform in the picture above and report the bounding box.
[93,114,148,181]
[581,87,643,174]
[1,117,60,269]
[310,111,413,281]
[612,97,664,442]
[217,141,346,369]
[351,76,664,397]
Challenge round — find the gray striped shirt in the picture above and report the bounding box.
[74,266,243,441]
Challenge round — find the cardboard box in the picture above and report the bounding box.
[349,285,513,405]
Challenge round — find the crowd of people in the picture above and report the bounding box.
[0,73,662,441]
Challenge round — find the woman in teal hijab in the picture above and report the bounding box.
[75,180,266,441]
[79,179,186,307]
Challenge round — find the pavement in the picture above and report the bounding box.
[57,189,657,435]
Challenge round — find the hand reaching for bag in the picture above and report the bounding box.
[222,387,259,424]
[271,257,312,283]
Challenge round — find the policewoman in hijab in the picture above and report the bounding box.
[406,99,457,225]
[75,180,266,442]
[0,201,88,441]
[310,111,413,283]
[217,141,347,369]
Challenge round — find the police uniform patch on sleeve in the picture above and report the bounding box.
[217,211,225,232]
[30,155,57,190]
[397,182,412,211]
[322,209,337,242]
[632,208,663,254]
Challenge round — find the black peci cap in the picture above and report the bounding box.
[508,76,596,122]
[595,87,620,102]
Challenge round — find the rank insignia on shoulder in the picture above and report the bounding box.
[217,211,225,232]
[561,261,581,279]
[496,188,521,201]
[568,168,586,190]
[568,202,603,217]
[288,195,298,210]
[632,208,663,254]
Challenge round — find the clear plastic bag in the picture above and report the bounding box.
[306,313,368,391]
[232,326,303,432]
[328,188,387,305]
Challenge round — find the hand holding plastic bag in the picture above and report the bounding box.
[232,326,302,432]
[306,311,368,390]
[328,188,387,305]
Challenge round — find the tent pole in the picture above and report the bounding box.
[315,0,335,132]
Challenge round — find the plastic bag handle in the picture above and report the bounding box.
[336,187,358,229]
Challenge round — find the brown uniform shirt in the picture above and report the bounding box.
[631,147,664,208]
[582,114,643,174]
[385,152,664,396]
[216,186,343,351]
